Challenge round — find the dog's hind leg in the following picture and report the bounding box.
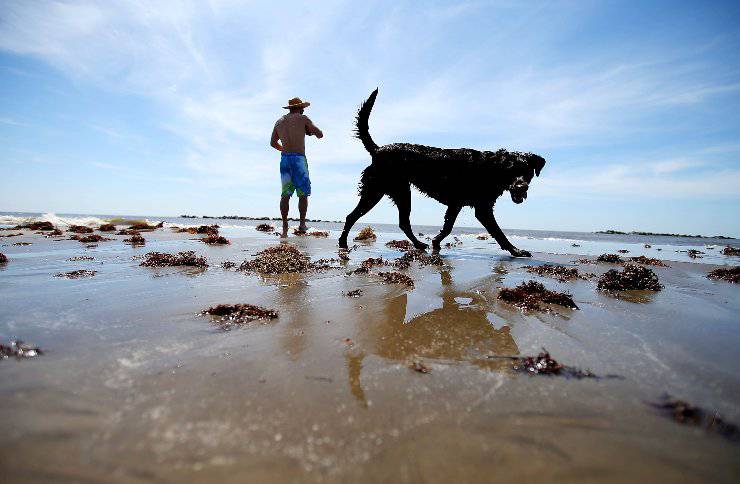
[474,205,531,257]
[432,205,462,252]
[338,190,384,248]
[389,185,428,251]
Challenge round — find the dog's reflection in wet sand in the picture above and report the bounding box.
[347,270,519,405]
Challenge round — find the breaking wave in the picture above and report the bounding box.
[0,212,161,228]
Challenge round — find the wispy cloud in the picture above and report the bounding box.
[0,117,28,127]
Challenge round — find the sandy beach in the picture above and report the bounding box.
[1,215,739,483]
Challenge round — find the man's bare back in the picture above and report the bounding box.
[271,112,323,154]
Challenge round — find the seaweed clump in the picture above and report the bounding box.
[202,234,230,245]
[354,226,377,241]
[707,266,740,284]
[129,222,161,231]
[124,234,146,246]
[650,395,739,442]
[597,253,623,263]
[1,340,43,359]
[377,271,415,288]
[221,260,236,269]
[344,289,363,298]
[55,270,97,279]
[239,244,312,274]
[686,249,704,259]
[393,250,443,269]
[597,263,662,291]
[98,224,116,232]
[18,221,55,231]
[202,304,278,330]
[498,280,578,311]
[255,223,274,232]
[629,256,668,267]
[72,234,111,243]
[117,229,141,236]
[350,257,388,274]
[722,246,740,256]
[0,253,7,264]
[140,251,208,268]
[177,225,219,235]
[385,239,414,251]
[68,225,93,234]
[67,256,94,261]
[490,349,617,379]
[524,264,580,281]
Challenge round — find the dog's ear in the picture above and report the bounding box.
[528,154,546,177]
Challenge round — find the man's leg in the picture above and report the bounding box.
[298,195,308,232]
[280,195,290,238]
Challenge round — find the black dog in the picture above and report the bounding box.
[338,89,545,257]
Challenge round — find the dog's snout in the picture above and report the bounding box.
[509,177,529,204]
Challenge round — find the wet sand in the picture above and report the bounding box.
[1,226,739,483]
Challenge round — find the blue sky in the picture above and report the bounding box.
[1,0,739,236]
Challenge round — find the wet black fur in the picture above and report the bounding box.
[338,89,546,257]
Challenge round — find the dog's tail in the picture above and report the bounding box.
[354,88,379,155]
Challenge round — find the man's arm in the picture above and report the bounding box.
[270,125,283,151]
[305,117,323,139]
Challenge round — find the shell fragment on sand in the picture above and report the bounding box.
[1,340,43,360]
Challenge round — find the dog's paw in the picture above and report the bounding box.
[509,248,532,258]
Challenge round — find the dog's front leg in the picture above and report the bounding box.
[474,205,531,257]
[432,205,462,252]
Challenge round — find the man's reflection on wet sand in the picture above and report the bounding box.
[273,273,311,361]
[348,270,519,404]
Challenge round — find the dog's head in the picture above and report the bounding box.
[508,153,545,204]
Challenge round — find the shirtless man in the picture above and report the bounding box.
[270,97,324,237]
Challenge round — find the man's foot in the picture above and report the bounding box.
[297,224,309,233]
[281,222,289,238]
[338,236,348,249]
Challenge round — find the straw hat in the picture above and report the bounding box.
[283,97,310,109]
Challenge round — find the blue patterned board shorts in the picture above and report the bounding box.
[280,152,311,197]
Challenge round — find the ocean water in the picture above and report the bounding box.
[1,211,737,265]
